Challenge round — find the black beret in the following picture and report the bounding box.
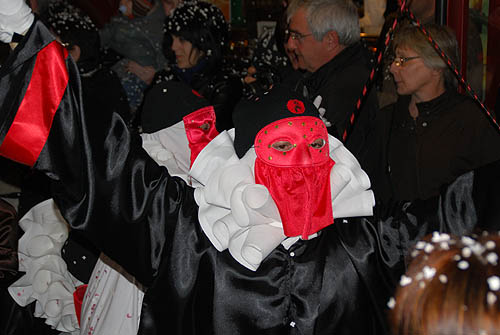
[233,84,320,158]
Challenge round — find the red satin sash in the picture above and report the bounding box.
[0,41,69,167]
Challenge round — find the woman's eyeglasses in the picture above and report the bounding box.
[391,56,420,67]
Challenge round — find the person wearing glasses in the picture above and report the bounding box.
[285,0,379,175]
[372,23,500,212]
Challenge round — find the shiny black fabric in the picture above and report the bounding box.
[141,80,210,133]
[0,20,398,334]
[0,197,58,335]
[0,292,60,335]
[1,19,491,335]
[139,217,397,335]
[145,65,243,132]
[0,198,18,287]
[473,159,500,230]
[61,230,99,283]
[378,171,480,265]
[0,19,49,145]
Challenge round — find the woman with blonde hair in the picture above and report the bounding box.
[373,23,500,205]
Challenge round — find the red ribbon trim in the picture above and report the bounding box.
[0,41,69,167]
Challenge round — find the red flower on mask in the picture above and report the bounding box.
[286,99,305,114]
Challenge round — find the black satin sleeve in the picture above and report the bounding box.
[0,198,18,287]
[29,38,195,288]
[136,213,401,334]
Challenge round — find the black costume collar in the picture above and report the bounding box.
[415,89,464,116]
[0,18,54,78]
[393,90,465,130]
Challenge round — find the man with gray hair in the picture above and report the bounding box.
[286,0,378,172]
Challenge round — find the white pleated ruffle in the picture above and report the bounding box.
[141,120,191,181]
[189,131,375,271]
[8,199,82,334]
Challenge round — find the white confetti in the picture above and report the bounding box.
[415,241,426,250]
[424,244,434,253]
[458,260,469,270]
[486,241,496,250]
[440,242,450,250]
[400,275,412,287]
[487,292,497,305]
[431,232,450,243]
[462,247,472,258]
[462,236,475,246]
[423,266,436,280]
[487,252,498,265]
[488,276,500,291]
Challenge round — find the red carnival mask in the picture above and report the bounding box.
[183,106,219,167]
[254,116,335,239]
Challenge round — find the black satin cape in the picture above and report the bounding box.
[0,198,18,286]
[0,19,492,335]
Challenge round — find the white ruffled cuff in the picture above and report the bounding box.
[8,199,82,334]
[141,120,191,181]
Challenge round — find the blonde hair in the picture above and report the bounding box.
[393,23,460,89]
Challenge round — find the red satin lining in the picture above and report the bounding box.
[73,284,88,326]
[0,41,69,167]
[183,106,219,167]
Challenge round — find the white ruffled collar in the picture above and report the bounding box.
[141,126,375,271]
[189,130,375,271]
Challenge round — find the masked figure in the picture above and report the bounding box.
[0,2,403,334]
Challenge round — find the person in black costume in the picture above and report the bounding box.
[0,3,402,333]
[2,2,497,334]
[43,0,132,125]
[140,1,242,133]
